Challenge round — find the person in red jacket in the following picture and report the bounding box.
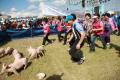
[42,18,52,45]
[63,21,72,45]
[90,14,106,52]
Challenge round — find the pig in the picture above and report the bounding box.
[0,48,5,57]
[27,46,38,59]
[0,57,28,76]
[12,49,22,60]
[5,47,14,55]
[36,45,46,57]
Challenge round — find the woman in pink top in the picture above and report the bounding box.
[90,14,106,52]
[109,17,116,31]
[42,18,52,45]
[56,17,64,42]
[51,17,57,29]
[102,13,113,49]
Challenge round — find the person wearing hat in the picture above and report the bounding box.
[66,14,85,64]
[90,14,106,52]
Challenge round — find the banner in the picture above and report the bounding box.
[0,27,66,42]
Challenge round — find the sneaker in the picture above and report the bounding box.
[67,48,70,51]
[106,43,112,49]
[77,57,85,65]
[87,44,90,47]
[77,59,85,65]
[81,57,85,60]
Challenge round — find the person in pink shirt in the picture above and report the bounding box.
[56,17,64,42]
[102,13,113,49]
[42,18,52,45]
[51,17,57,29]
[109,17,116,31]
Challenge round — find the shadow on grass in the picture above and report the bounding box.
[51,38,56,42]
[46,73,64,80]
[0,40,11,47]
[95,43,103,49]
[0,34,11,47]
[45,38,56,46]
[17,61,32,72]
[111,43,120,57]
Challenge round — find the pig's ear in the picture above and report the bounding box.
[14,49,18,52]
[13,49,15,51]
[2,63,5,68]
[3,63,8,68]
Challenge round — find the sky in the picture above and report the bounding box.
[0,0,69,17]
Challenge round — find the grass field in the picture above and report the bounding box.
[0,35,120,80]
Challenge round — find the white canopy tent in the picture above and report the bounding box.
[39,2,68,17]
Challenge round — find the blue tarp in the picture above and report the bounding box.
[0,28,64,39]
[0,31,11,42]
[0,28,66,43]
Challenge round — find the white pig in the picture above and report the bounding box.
[0,48,5,57]
[27,46,38,59]
[0,57,28,76]
[36,45,46,57]
[5,47,14,55]
[12,49,22,60]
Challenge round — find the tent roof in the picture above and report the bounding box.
[41,3,68,16]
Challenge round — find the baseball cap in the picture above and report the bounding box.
[64,15,74,22]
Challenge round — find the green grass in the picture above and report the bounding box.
[0,35,120,80]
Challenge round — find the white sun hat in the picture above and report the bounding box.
[107,11,115,15]
[92,15,98,18]
[36,73,46,80]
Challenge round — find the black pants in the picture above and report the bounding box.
[118,27,120,36]
[42,33,52,45]
[69,39,84,62]
[57,31,64,42]
[63,29,72,44]
[86,35,91,45]
[104,35,110,44]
